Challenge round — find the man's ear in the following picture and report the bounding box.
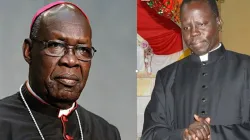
[216,17,223,31]
[23,38,32,64]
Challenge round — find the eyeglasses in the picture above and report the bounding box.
[32,39,97,61]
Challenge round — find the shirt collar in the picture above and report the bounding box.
[199,43,222,62]
[25,81,76,118]
[190,43,226,65]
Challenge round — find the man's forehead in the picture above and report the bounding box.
[183,1,211,12]
[45,22,86,39]
[40,20,91,42]
[181,1,213,18]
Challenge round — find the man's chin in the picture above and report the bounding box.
[47,92,80,109]
[46,80,84,108]
[193,50,208,56]
[189,46,209,56]
[57,92,79,101]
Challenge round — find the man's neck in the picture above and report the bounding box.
[26,81,75,117]
[199,43,221,62]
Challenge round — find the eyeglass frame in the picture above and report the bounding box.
[31,38,97,62]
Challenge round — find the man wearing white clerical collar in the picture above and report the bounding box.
[142,0,250,140]
[0,1,120,140]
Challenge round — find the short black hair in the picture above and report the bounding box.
[180,0,219,18]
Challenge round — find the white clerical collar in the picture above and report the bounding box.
[199,43,222,62]
[26,81,75,118]
[200,43,221,62]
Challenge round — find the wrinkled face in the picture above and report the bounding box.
[27,5,92,108]
[180,1,221,55]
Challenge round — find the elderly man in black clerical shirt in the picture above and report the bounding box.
[142,0,250,140]
[0,1,120,140]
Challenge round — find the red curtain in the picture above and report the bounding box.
[137,0,183,55]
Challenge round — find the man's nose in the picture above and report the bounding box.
[58,49,80,68]
[190,26,201,37]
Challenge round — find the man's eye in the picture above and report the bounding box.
[77,47,91,54]
[199,23,205,26]
[183,27,189,30]
[46,41,66,54]
[76,45,92,58]
[48,42,65,48]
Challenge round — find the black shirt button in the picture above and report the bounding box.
[201,111,206,115]
[202,72,208,76]
[202,85,207,88]
[202,98,206,102]
[202,62,207,65]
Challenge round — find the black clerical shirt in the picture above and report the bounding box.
[142,45,250,140]
[0,84,121,140]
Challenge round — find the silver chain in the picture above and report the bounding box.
[19,85,84,140]
[75,110,84,140]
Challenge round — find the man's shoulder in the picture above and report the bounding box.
[227,50,250,58]
[159,61,177,73]
[157,57,186,77]
[0,93,21,107]
[160,55,190,71]
[0,93,24,123]
[226,50,250,63]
